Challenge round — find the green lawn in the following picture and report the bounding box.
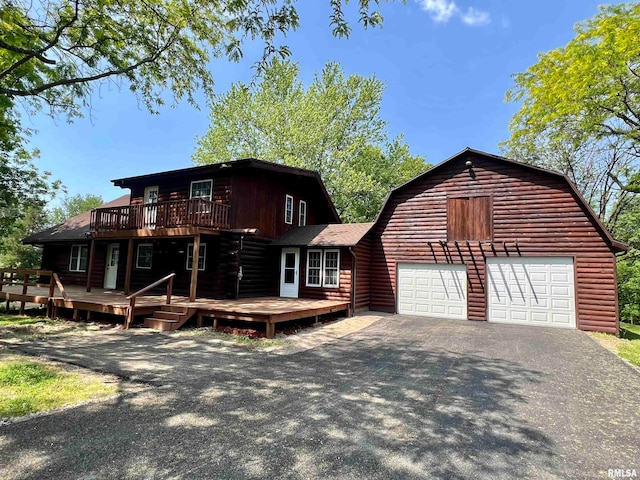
[0,356,118,418]
[0,315,51,327]
[619,322,640,367]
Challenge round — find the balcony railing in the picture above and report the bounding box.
[90,199,230,233]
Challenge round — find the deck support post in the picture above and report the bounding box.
[86,239,96,292]
[124,239,134,296]
[189,234,201,302]
[73,308,80,321]
[266,322,275,339]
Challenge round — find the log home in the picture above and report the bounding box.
[25,159,341,301]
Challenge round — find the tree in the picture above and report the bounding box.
[192,59,427,222]
[0,0,392,251]
[0,204,49,269]
[506,2,640,151]
[50,193,103,225]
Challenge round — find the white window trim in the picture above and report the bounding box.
[189,179,213,201]
[322,249,340,288]
[135,243,153,270]
[285,194,294,225]
[299,200,307,227]
[186,243,207,271]
[69,244,88,272]
[305,249,340,288]
[306,249,322,287]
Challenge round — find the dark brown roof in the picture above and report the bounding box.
[373,148,628,253]
[23,195,130,244]
[271,223,373,247]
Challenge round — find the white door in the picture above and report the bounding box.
[397,263,467,319]
[486,257,576,328]
[143,185,159,228]
[280,248,300,298]
[104,243,120,289]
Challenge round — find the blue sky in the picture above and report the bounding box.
[25,0,623,205]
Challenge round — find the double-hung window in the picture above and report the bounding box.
[285,195,294,224]
[190,180,213,214]
[69,245,89,272]
[306,249,340,288]
[136,244,153,269]
[186,243,207,271]
[299,200,307,226]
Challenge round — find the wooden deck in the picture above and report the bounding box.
[1,285,350,337]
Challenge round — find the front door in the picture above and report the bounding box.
[104,243,120,289]
[280,248,299,298]
[143,185,159,228]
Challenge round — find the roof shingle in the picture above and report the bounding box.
[271,223,373,247]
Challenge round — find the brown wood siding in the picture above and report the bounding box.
[238,236,273,298]
[130,176,232,206]
[229,172,327,239]
[370,153,620,333]
[353,236,371,311]
[41,243,89,286]
[447,196,492,241]
[298,247,352,303]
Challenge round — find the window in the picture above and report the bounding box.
[323,250,340,288]
[299,200,307,226]
[190,180,213,201]
[186,243,207,271]
[285,195,294,224]
[306,250,322,286]
[136,244,153,269]
[305,249,340,288]
[447,196,493,241]
[69,245,88,272]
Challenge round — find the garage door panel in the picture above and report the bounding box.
[397,264,467,320]
[487,257,576,328]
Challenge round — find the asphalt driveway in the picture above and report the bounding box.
[1,316,638,479]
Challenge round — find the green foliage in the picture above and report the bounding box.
[193,59,427,222]
[50,193,104,225]
[0,204,49,269]
[506,2,640,148]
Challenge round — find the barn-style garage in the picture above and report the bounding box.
[368,148,627,333]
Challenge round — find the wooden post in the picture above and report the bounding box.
[19,273,28,315]
[86,239,96,292]
[166,275,173,305]
[73,308,80,321]
[124,239,134,295]
[189,234,200,302]
[266,322,275,339]
[0,268,4,292]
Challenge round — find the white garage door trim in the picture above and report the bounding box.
[486,257,576,328]
[397,263,467,319]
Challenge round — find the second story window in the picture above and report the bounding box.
[299,200,307,226]
[285,195,294,224]
[190,180,213,201]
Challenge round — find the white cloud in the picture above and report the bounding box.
[418,0,490,26]
[460,7,490,26]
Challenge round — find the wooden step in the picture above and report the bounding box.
[153,311,183,320]
[161,305,189,314]
[144,317,179,331]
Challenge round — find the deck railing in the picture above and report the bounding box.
[0,268,56,315]
[124,272,175,329]
[90,199,230,232]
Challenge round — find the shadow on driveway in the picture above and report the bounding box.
[0,315,637,479]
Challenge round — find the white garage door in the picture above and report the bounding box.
[397,263,467,319]
[486,257,576,328]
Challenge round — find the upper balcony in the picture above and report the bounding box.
[90,199,230,235]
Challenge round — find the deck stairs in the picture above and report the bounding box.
[144,305,198,331]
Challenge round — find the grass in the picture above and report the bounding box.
[0,356,118,418]
[590,322,640,369]
[618,322,640,366]
[0,315,52,327]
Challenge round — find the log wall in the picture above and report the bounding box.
[370,152,620,333]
